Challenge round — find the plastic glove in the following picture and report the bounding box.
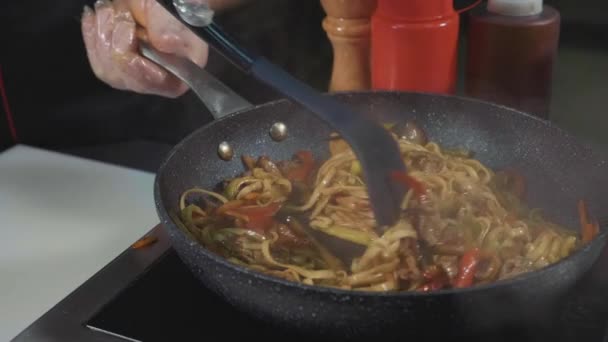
[81,0,209,98]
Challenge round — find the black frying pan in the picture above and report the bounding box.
[144,47,608,342]
[153,94,608,340]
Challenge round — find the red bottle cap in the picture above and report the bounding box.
[375,0,456,20]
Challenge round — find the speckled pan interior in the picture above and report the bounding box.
[154,91,608,340]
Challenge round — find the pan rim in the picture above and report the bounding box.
[154,90,608,298]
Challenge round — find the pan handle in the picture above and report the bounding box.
[138,39,253,119]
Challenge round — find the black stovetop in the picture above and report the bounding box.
[12,224,608,342]
[86,249,306,341]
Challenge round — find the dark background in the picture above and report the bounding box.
[0,0,606,169]
[0,0,333,151]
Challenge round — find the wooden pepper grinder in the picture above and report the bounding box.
[320,0,376,92]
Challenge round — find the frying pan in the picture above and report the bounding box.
[147,47,608,340]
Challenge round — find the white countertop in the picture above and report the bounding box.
[0,145,158,341]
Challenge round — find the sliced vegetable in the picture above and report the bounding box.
[180,204,207,220]
[310,224,374,246]
[286,150,315,182]
[229,202,282,233]
[286,216,345,272]
[275,224,312,248]
[390,170,426,197]
[224,177,257,200]
[453,248,481,288]
[578,199,599,243]
[591,217,600,240]
[418,264,450,292]
[216,200,244,215]
[350,160,362,176]
[132,236,158,249]
[260,240,336,280]
[216,200,282,233]
[383,122,397,130]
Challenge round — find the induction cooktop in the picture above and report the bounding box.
[12,224,608,342]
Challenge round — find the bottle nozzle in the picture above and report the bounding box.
[488,0,543,16]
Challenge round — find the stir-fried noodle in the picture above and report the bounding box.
[175,122,598,292]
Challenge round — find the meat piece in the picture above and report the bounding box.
[275,224,311,248]
[451,179,476,194]
[396,238,423,287]
[408,194,445,246]
[462,192,491,216]
[257,156,282,176]
[277,160,293,175]
[288,181,311,206]
[418,193,435,210]
[436,255,459,279]
[393,120,428,145]
[276,151,315,182]
[439,225,464,246]
[475,253,501,282]
[405,152,445,173]
[396,255,422,281]
[399,237,419,256]
[416,214,443,246]
[241,155,256,170]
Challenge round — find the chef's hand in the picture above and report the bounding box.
[81,0,209,98]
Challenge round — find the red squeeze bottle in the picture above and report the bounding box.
[371,0,479,94]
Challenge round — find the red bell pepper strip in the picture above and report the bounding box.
[390,170,426,197]
[216,200,244,215]
[417,265,450,292]
[132,236,158,249]
[453,248,481,288]
[229,202,282,233]
[286,150,315,182]
[578,199,599,243]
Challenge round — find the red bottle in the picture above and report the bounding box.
[465,0,560,119]
[371,0,479,94]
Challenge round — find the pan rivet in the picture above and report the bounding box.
[218,141,234,161]
[270,122,288,141]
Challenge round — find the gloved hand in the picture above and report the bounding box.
[81,0,209,98]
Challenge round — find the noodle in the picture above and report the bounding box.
[175,123,589,292]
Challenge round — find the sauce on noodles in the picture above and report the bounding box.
[175,122,598,292]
